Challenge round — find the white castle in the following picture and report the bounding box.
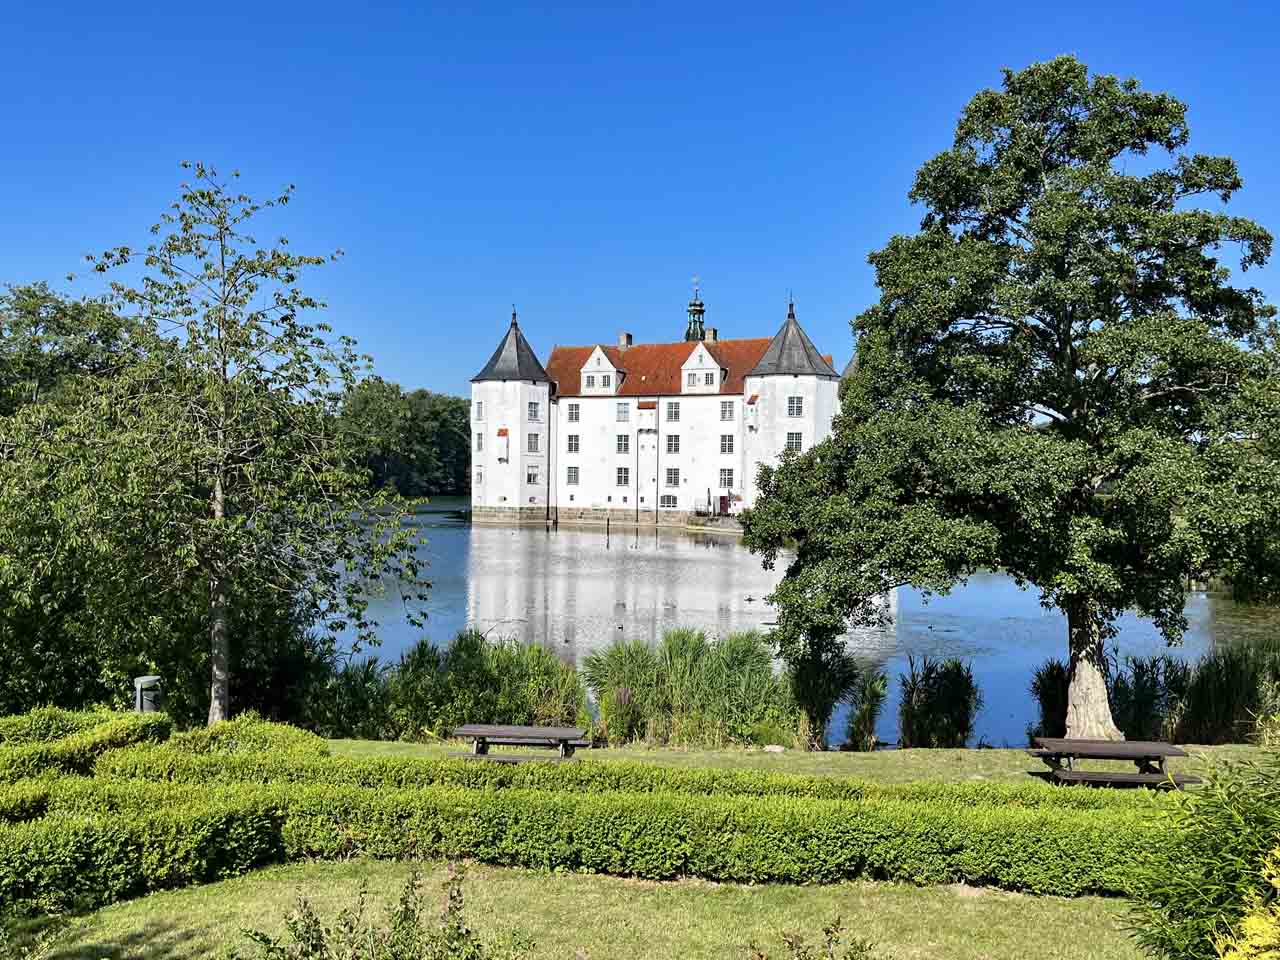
[470,292,846,525]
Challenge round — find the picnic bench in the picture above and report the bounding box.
[452,724,589,762]
[1030,737,1201,789]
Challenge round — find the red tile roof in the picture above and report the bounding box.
[547,338,774,398]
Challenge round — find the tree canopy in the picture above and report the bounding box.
[742,56,1280,741]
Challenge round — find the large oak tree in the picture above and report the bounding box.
[742,57,1280,741]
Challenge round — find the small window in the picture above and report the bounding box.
[720,434,734,454]
[527,465,540,485]
[476,432,484,453]
[704,372,715,386]
[616,467,629,487]
[601,374,612,388]
[720,401,734,421]
[475,469,484,485]
[786,432,802,452]
[616,434,630,455]
[687,372,697,387]
[666,401,680,422]
[567,403,580,423]
[666,434,680,454]
[665,467,679,487]
[787,396,803,417]
[585,375,596,388]
[719,468,734,489]
[528,401,540,421]
[567,466,579,485]
[660,494,677,509]
[567,434,580,453]
[616,402,629,422]
[527,433,540,454]
[475,401,484,421]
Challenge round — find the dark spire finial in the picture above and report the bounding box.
[787,294,796,321]
[511,304,518,326]
[684,277,706,342]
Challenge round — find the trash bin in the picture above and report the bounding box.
[134,675,163,713]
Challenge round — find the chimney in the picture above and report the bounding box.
[618,332,633,350]
[706,327,718,342]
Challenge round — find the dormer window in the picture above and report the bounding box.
[704,372,715,386]
[585,375,596,388]
[601,374,612,388]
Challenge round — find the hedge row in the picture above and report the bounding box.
[1,776,1165,908]
[0,715,172,783]
[0,707,120,745]
[95,744,1159,812]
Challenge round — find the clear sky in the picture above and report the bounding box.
[3,2,1277,395]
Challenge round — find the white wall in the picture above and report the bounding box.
[471,379,552,511]
[740,374,839,509]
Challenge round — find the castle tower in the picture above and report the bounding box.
[683,283,706,342]
[470,309,554,521]
[740,300,840,509]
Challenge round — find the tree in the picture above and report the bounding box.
[0,163,428,724]
[742,57,1280,742]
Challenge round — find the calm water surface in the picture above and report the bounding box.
[352,497,1279,746]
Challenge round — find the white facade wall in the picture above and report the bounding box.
[741,374,840,509]
[470,379,552,514]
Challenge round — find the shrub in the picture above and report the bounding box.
[0,707,117,745]
[167,711,328,758]
[1027,659,1068,743]
[747,917,884,960]
[1129,752,1280,960]
[236,866,534,960]
[1216,848,1280,960]
[96,741,1157,813]
[897,657,982,748]
[843,671,887,752]
[1173,643,1280,745]
[309,657,396,741]
[1111,655,1191,742]
[0,713,172,782]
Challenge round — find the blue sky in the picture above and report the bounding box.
[3,2,1277,395]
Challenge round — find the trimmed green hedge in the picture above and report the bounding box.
[0,707,118,745]
[2,776,1164,910]
[0,715,172,783]
[95,745,1159,812]
[165,712,329,758]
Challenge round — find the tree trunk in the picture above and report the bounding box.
[207,474,230,725]
[1064,597,1123,740]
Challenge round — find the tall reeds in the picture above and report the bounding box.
[898,656,983,748]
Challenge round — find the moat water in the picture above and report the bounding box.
[348,497,1280,746]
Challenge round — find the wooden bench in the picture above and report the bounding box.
[452,724,589,761]
[1031,737,1198,789]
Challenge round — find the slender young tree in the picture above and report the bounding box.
[13,163,428,723]
[742,57,1280,741]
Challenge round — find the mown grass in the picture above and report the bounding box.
[329,738,1264,784]
[42,859,1143,960]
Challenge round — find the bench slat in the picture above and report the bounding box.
[1051,769,1200,789]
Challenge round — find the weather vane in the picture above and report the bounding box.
[691,274,701,300]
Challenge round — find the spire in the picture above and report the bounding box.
[684,275,706,342]
[747,300,839,379]
[472,308,552,383]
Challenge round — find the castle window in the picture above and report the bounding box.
[476,432,484,453]
[666,434,680,454]
[786,432,803,452]
[601,374,612,388]
[616,434,630,455]
[567,403,580,423]
[666,401,680,422]
[617,467,630,487]
[660,495,677,509]
[528,401,540,421]
[475,469,483,485]
[686,372,697,387]
[527,433,540,454]
[527,465,540,485]
[585,375,596,388]
[475,401,484,421]
[720,434,734,455]
[704,372,715,386]
[567,434,580,453]
[787,396,803,417]
[665,467,679,487]
[719,468,734,489]
[720,401,734,421]
[567,466,579,485]
[616,402,629,422]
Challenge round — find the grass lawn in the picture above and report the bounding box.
[43,859,1144,960]
[330,738,1262,784]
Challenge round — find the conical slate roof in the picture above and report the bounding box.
[471,311,551,383]
[842,351,859,379]
[747,303,839,378]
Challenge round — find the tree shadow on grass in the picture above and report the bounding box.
[4,914,192,960]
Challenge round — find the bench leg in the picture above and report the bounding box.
[473,738,488,756]
[559,741,574,759]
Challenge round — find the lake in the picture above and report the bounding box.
[351,496,1279,747]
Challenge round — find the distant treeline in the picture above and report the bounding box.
[337,378,471,498]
